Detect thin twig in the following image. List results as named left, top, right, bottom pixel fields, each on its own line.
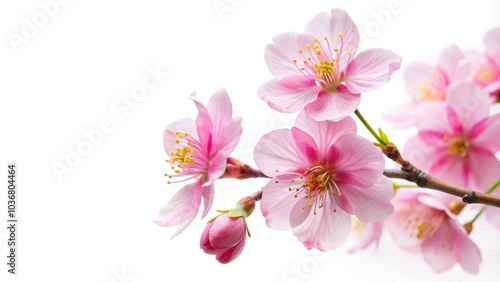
left=384, top=164, right=500, bottom=208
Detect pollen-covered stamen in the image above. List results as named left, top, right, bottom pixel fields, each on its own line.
left=448, top=137, right=470, bottom=158
left=285, top=165, right=341, bottom=215
left=168, top=131, right=195, bottom=167
left=291, top=34, right=352, bottom=92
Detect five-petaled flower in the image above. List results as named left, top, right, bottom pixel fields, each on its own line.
left=254, top=111, right=394, bottom=251
left=155, top=89, right=243, bottom=238
left=404, top=82, right=500, bottom=191
left=386, top=190, right=482, bottom=274
left=258, top=8, right=401, bottom=121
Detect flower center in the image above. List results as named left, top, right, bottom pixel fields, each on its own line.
left=448, top=137, right=469, bottom=158
left=474, top=64, right=497, bottom=86
left=399, top=203, right=445, bottom=243
left=283, top=165, right=342, bottom=215
left=292, top=34, right=352, bottom=92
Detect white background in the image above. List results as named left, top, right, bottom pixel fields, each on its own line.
left=1, top=0, right=499, bottom=281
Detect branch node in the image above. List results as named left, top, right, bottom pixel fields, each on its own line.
left=462, top=192, right=476, bottom=204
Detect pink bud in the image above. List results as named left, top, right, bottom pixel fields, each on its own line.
left=200, top=213, right=247, bottom=264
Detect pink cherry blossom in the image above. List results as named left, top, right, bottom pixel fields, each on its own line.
left=258, top=8, right=401, bottom=121
left=200, top=213, right=247, bottom=264
left=346, top=218, right=383, bottom=253
left=254, top=111, right=394, bottom=251
left=403, top=82, right=500, bottom=191
left=385, top=44, right=470, bottom=128
left=155, top=89, right=243, bottom=238
left=467, top=28, right=500, bottom=99
left=385, top=190, right=482, bottom=274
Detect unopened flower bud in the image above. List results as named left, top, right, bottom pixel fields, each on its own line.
left=200, top=213, right=247, bottom=264
left=463, top=222, right=473, bottom=234
left=449, top=200, right=466, bottom=215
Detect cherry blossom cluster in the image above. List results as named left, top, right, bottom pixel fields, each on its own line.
left=154, top=8, right=500, bottom=273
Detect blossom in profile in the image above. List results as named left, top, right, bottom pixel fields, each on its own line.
left=254, top=111, right=394, bottom=251
left=404, top=82, right=500, bottom=191
left=258, top=8, right=401, bottom=121
left=155, top=89, right=243, bottom=238
left=385, top=44, right=470, bottom=128
left=385, top=190, right=482, bottom=274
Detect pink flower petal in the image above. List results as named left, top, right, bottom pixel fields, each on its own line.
left=328, top=134, right=385, bottom=188
left=450, top=219, right=482, bottom=274
left=292, top=197, right=351, bottom=251
left=471, top=114, right=500, bottom=153
left=415, top=101, right=450, bottom=132
left=421, top=220, right=457, bottom=273
left=260, top=174, right=304, bottom=230
left=335, top=176, right=394, bottom=222
left=163, top=118, right=197, bottom=155
left=304, top=85, right=361, bottom=122
left=205, top=150, right=228, bottom=186
left=206, top=89, right=243, bottom=154
left=344, top=48, right=402, bottom=93
left=190, top=93, right=213, bottom=152
left=438, top=44, right=470, bottom=82
left=289, top=194, right=313, bottom=228
left=258, top=77, right=321, bottom=113
left=254, top=129, right=311, bottom=177
left=209, top=214, right=246, bottom=250
left=466, top=147, right=500, bottom=191
left=265, top=32, right=304, bottom=80
left=215, top=236, right=246, bottom=264
left=403, top=134, right=447, bottom=173
left=291, top=127, right=319, bottom=163
left=383, top=102, right=417, bottom=129
left=294, top=110, right=357, bottom=154
left=304, top=8, right=360, bottom=70
left=446, top=82, right=490, bottom=132
left=429, top=154, right=468, bottom=189
left=404, top=63, right=447, bottom=102
left=154, top=180, right=204, bottom=239
left=347, top=220, right=383, bottom=253
left=486, top=207, right=500, bottom=229
left=485, top=28, right=500, bottom=65
left=201, top=183, right=214, bottom=218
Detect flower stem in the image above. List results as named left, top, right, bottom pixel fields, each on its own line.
left=470, top=206, right=487, bottom=224
left=354, top=109, right=386, bottom=145
left=484, top=179, right=500, bottom=195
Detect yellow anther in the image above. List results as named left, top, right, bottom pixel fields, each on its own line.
left=338, top=33, right=343, bottom=38
left=297, top=49, right=303, bottom=54
left=306, top=44, right=311, bottom=49
left=313, top=37, right=318, bottom=42
left=324, top=37, right=328, bottom=40
left=292, top=59, right=297, bottom=63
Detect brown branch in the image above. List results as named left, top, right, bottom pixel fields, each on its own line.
left=384, top=163, right=500, bottom=208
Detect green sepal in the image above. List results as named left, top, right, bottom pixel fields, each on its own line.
left=228, top=206, right=247, bottom=218
left=378, top=128, right=390, bottom=144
